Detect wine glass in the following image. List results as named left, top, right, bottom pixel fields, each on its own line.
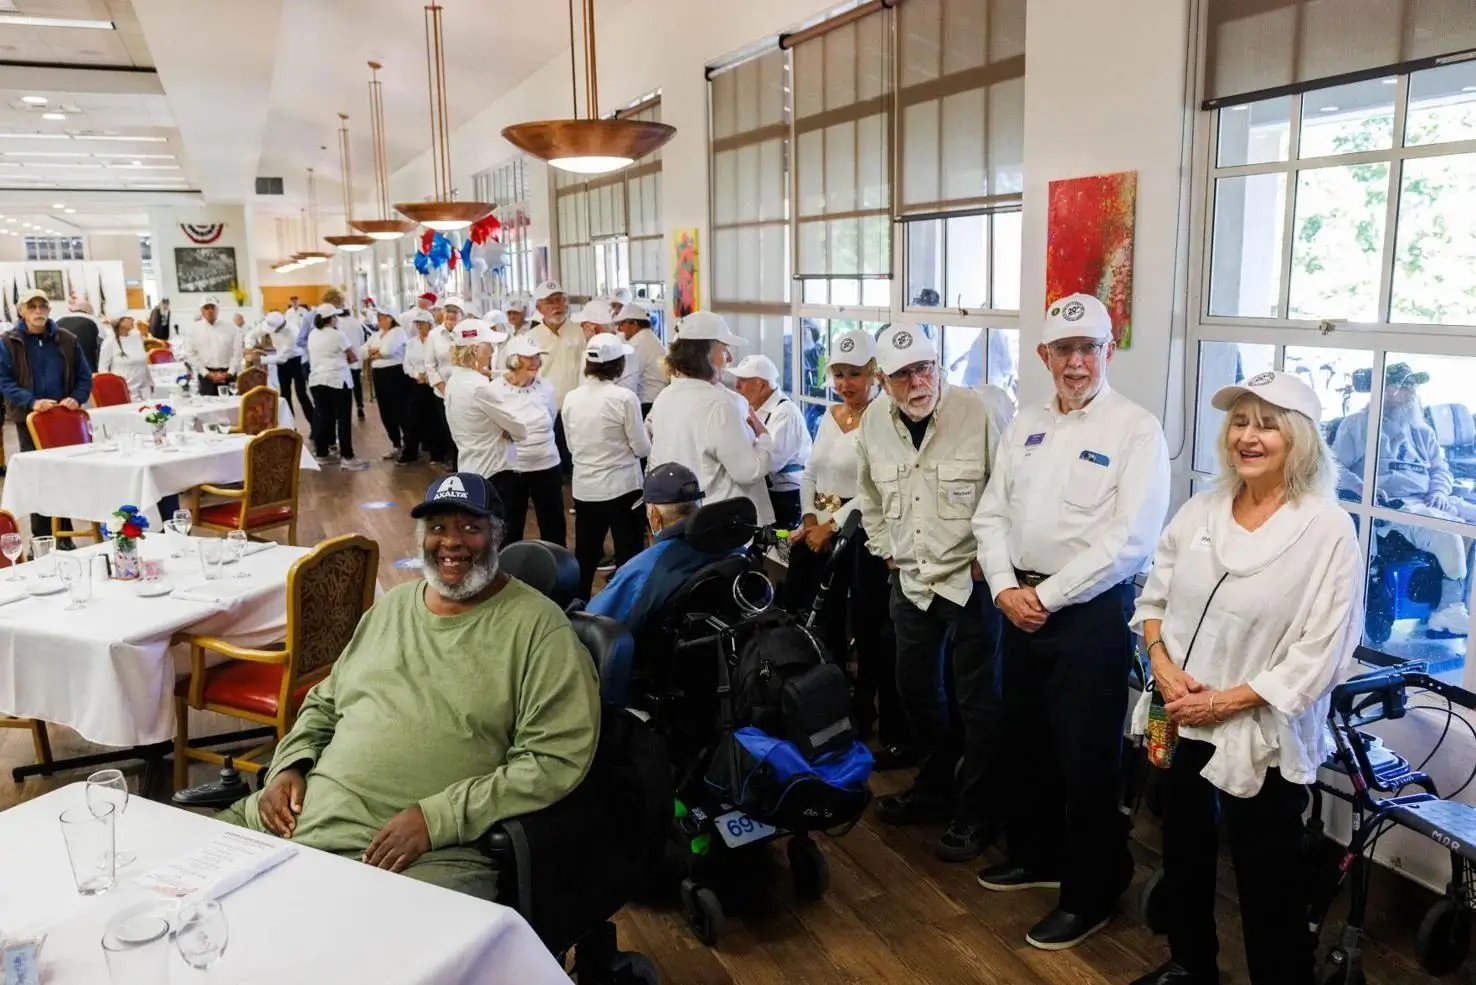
left=172, top=509, right=193, bottom=558
left=1, top=533, right=22, bottom=579
left=58, top=556, right=89, bottom=610
left=175, top=899, right=229, bottom=973
left=226, top=530, right=250, bottom=578
left=86, top=769, right=136, bottom=868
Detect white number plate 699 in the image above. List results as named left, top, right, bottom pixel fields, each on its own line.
left=715, top=810, right=777, bottom=848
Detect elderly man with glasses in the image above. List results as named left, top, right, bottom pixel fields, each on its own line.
left=971, top=293, right=1170, bottom=951
left=854, top=325, right=1014, bottom=865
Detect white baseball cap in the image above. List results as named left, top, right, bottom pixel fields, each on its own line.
left=1042, top=293, right=1114, bottom=345
left=504, top=294, right=530, bottom=313
left=730, top=354, right=781, bottom=386
left=874, top=325, right=937, bottom=376
left=313, top=303, right=339, bottom=320
left=201, top=296, right=219, bottom=309
left=829, top=329, right=875, bottom=368
left=533, top=280, right=565, bottom=301
left=485, top=309, right=509, bottom=327
left=401, top=308, right=434, bottom=327
left=263, top=311, right=286, bottom=329
left=586, top=334, right=634, bottom=363
left=612, top=287, right=633, bottom=304
left=1211, top=370, right=1322, bottom=424
left=574, top=299, right=616, bottom=326
left=505, top=334, right=550, bottom=360
left=616, top=301, right=650, bottom=324
left=450, top=318, right=507, bottom=346
left=674, top=310, right=744, bottom=346
left=441, top=296, right=472, bottom=315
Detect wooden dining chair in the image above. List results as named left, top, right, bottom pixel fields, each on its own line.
left=235, top=366, right=269, bottom=395
left=0, top=508, right=55, bottom=769
left=233, top=386, right=279, bottom=436
left=147, top=348, right=177, bottom=365
left=173, top=533, right=379, bottom=789
left=191, top=427, right=303, bottom=544
left=25, top=406, right=103, bottom=544
left=90, top=372, right=133, bottom=407
left=143, top=337, right=169, bottom=353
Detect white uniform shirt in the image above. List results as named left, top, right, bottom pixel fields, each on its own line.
left=627, top=327, right=668, bottom=404
left=338, top=315, right=370, bottom=366
left=183, top=318, right=243, bottom=374
left=96, top=330, right=151, bottom=399
left=855, top=382, right=1013, bottom=608
left=528, top=321, right=588, bottom=408
left=443, top=367, right=531, bottom=478
left=973, top=383, right=1171, bottom=613
left=367, top=327, right=407, bottom=369
left=801, top=406, right=865, bottom=526
left=491, top=375, right=561, bottom=473
left=252, top=323, right=301, bottom=365
left=423, top=326, right=455, bottom=396
left=305, top=327, right=354, bottom=389
left=1129, top=490, right=1361, bottom=797
left=647, top=376, right=777, bottom=525
left=756, top=389, right=812, bottom=493
left=562, top=379, right=651, bottom=502
left=402, top=332, right=431, bottom=381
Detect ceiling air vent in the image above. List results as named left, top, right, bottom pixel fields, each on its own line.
left=255, top=177, right=284, bottom=196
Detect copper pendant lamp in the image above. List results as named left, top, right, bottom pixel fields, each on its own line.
left=324, top=113, right=374, bottom=252
left=295, top=170, right=334, bottom=266
left=502, top=0, right=674, bottom=175
left=393, top=6, right=493, bottom=232
left=353, top=61, right=419, bottom=241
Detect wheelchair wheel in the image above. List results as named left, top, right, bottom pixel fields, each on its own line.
left=680, top=879, right=725, bottom=946
left=1416, top=898, right=1471, bottom=975
left=788, top=835, right=830, bottom=900
left=1138, top=865, right=1171, bottom=935
left=1365, top=577, right=1395, bottom=646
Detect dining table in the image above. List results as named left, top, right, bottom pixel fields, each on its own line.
left=88, top=393, right=294, bottom=439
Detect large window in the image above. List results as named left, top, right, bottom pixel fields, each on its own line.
left=471, top=157, right=537, bottom=305
left=1192, top=64, right=1476, bottom=682
left=25, top=236, right=84, bottom=261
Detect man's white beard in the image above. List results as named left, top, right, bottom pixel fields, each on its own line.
left=899, top=387, right=937, bottom=421
left=545, top=313, right=568, bottom=328
left=1384, top=401, right=1423, bottom=440
left=423, top=544, right=500, bottom=601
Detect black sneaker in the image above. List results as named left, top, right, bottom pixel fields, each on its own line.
left=1129, top=962, right=1220, bottom=985
left=874, top=788, right=952, bottom=826
left=976, top=863, right=1061, bottom=892
left=935, top=819, right=991, bottom=862
left=1024, top=907, right=1110, bottom=951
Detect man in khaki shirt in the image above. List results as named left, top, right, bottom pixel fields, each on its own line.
left=854, top=325, right=1014, bottom=864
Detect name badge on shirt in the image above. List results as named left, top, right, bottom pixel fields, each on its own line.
left=1079, top=450, right=1111, bottom=467
left=1024, top=431, right=1046, bottom=447
left=946, top=486, right=974, bottom=506
left=1192, top=528, right=1212, bottom=550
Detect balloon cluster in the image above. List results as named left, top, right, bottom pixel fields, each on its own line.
left=411, top=214, right=508, bottom=283
left=468, top=215, right=501, bottom=246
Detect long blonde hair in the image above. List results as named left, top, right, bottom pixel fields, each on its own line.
left=1216, top=393, right=1334, bottom=503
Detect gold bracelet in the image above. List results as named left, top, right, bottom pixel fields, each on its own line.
left=1209, top=694, right=1221, bottom=722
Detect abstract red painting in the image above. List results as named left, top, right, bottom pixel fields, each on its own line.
left=1046, top=171, right=1137, bottom=348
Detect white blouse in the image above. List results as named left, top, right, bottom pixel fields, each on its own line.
left=402, top=332, right=430, bottom=381
left=367, top=327, right=407, bottom=369
left=562, top=379, right=651, bottom=502
left=800, top=406, right=864, bottom=525
left=1129, top=489, right=1362, bottom=798
left=444, top=367, right=531, bottom=479
left=96, top=330, right=152, bottom=400
left=306, top=327, right=354, bottom=389
left=491, top=375, right=560, bottom=473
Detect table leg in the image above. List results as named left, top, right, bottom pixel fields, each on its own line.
left=10, top=726, right=275, bottom=782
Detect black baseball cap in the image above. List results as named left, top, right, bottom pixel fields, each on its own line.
left=644, top=463, right=704, bottom=505
left=410, top=473, right=505, bottom=520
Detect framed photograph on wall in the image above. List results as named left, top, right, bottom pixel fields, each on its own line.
left=33, top=269, right=65, bottom=301
left=174, top=246, right=238, bottom=294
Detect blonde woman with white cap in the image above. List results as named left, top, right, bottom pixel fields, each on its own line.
left=562, top=333, right=653, bottom=598
left=443, top=318, right=528, bottom=492
left=1127, top=370, right=1360, bottom=985
left=491, top=333, right=565, bottom=545
left=647, top=310, right=776, bottom=525
left=730, top=353, right=811, bottom=529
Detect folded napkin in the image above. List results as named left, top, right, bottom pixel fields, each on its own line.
left=0, top=585, right=27, bottom=607
left=135, top=830, right=298, bottom=902
left=239, top=540, right=277, bottom=558
left=170, top=582, right=254, bottom=605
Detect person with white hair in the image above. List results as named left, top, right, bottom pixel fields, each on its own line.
left=503, top=295, right=533, bottom=337
left=1127, top=371, right=1360, bottom=985
left=306, top=303, right=367, bottom=471
left=528, top=280, right=585, bottom=473
left=730, top=353, right=811, bottom=529
left=493, top=334, right=564, bottom=545
left=96, top=312, right=152, bottom=399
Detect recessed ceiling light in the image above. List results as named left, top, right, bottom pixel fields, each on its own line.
left=73, top=135, right=167, bottom=143
left=93, top=153, right=174, bottom=159
left=51, top=202, right=64, bottom=208
left=21, top=96, right=47, bottom=105
left=0, top=15, right=115, bottom=30
left=64, top=209, right=75, bottom=214
left=1381, top=78, right=1398, bottom=85
left=41, top=113, right=65, bottom=121
left=5, top=219, right=14, bottom=223
left=1319, top=105, right=1340, bottom=112
left=25, top=163, right=103, bottom=169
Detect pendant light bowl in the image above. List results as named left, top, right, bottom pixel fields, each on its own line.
left=351, top=217, right=419, bottom=240
left=502, top=118, right=675, bottom=175
left=392, top=200, right=494, bottom=232
left=325, top=234, right=375, bottom=252
left=296, top=250, right=334, bottom=265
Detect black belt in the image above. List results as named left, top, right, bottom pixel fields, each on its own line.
left=205, top=367, right=230, bottom=373
left=1014, top=568, right=1049, bottom=587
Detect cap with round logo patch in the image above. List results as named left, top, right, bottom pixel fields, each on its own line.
left=829, top=328, right=875, bottom=368
left=1042, top=292, right=1114, bottom=345
left=875, top=324, right=938, bottom=376
left=1210, top=369, right=1322, bottom=424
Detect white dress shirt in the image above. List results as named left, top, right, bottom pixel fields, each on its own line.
left=855, top=382, right=1013, bottom=609
left=443, top=367, right=531, bottom=478
left=973, top=383, right=1171, bottom=613
left=1129, top=490, right=1362, bottom=797
left=528, top=321, right=588, bottom=408
left=492, top=375, right=561, bottom=473
left=562, top=379, right=651, bottom=502
left=402, top=332, right=430, bottom=381
left=648, top=376, right=777, bottom=525
left=367, top=327, right=407, bottom=369
left=183, top=318, right=244, bottom=374
left=424, top=326, right=455, bottom=396
left=338, top=315, right=370, bottom=365
left=756, top=389, right=812, bottom=493
left=306, top=327, right=354, bottom=389
left=96, top=330, right=151, bottom=399
left=627, top=327, right=668, bottom=404
left=251, top=323, right=301, bottom=365
left=801, top=406, right=864, bottom=526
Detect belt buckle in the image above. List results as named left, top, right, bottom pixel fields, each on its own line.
left=814, top=493, right=844, bottom=515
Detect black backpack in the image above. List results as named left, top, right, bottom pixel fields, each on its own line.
left=732, top=619, right=855, bottom=760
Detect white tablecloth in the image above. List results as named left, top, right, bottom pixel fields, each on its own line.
left=89, top=395, right=295, bottom=438
left=0, top=537, right=309, bottom=747
left=1, top=431, right=318, bottom=529
left=0, top=786, right=568, bottom=985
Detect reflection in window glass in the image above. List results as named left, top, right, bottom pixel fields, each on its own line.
left=798, top=317, right=831, bottom=401
left=1216, top=96, right=1292, bottom=167
left=904, top=211, right=1020, bottom=311
left=1288, top=163, right=1388, bottom=323
left=907, top=219, right=942, bottom=308
left=1284, top=346, right=1374, bottom=500
left=941, top=325, right=1020, bottom=402
left=988, top=327, right=1020, bottom=396
left=1406, top=62, right=1476, bottom=148
left=1193, top=340, right=1275, bottom=474
left=1363, top=528, right=1470, bottom=682
left=1391, top=153, right=1476, bottom=326
left=1298, top=79, right=1395, bottom=159
left=992, top=211, right=1022, bottom=310
left=1208, top=173, right=1287, bottom=317
left=944, top=214, right=987, bottom=309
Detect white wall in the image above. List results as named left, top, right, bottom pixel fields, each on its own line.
left=146, top=205, right=257, bottom=314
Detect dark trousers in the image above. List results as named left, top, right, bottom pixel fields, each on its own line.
left=767, top=487, right=802, bottom=530
left=1001, top=581, right=1134, bottom=918
left=277, top=357, right=314, bottom=421
left=402, top=381, right=446, bottom=462
left=1164, top=738, right=1314, bottom=984
left=371, top=366, right=406, bottom=448
left=891, top=578, right=1002, bottom=822
left=309, top=384, right=354, bottom=460
left=493, top=467, right=567, bottom=546
left=350, top=367, right=364, bottom=414
left=14, top=424, right=51, bottom=538
left=553, top=413, right=572, bottom=475
left=573, top=489, right=647, bottom=600
left=197, top=371, right=234, bottom=396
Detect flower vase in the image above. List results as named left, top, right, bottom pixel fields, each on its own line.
left=151, top=424, right=168, bottom=448
left=113, top=539, right=141, bottom=581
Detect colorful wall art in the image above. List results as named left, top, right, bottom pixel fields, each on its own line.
left=672, top=228, right=699, bottom=318
left=1045, top=171, right=1138, bottom=349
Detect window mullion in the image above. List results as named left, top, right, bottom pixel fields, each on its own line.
left=1359, top=350, right=1386, bottom=517
left=1276, top=93, right=1305, bottom=320
left=1376, top=75, right=1411, bottom=324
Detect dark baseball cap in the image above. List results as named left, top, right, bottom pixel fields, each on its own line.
left=410, top=473, right=505, bottom=520
left=1385, top=361, right=1430, bottom=389
left=644, top=463, right=704, bottom=505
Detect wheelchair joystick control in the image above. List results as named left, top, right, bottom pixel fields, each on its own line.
left=171, top=755, right=253, bottom=810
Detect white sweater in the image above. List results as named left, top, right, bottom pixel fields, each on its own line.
left=1129, top=489, right=1363, bottom=798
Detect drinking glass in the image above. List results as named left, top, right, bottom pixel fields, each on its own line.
left=199, top=540, right=224, bottom=581
left=59, top=803, right=115, bottom=895
left=172, top=509, right=193, bottom=558
left=226, top=530, right=250, bottom=578
left=175, top=899, right=229, bottom=973
left=31, top=534, right=55, bottom=576
left=58, top=556, right=89, bottom=610
left=87, top=769, right=136, bottom=867
left=101, top=909, right=171, bottom=985
left=1, top=532, right=22, bottom=578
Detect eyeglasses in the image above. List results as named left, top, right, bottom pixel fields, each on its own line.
left=885, top=361, right=937, bottom=384
left=1045, top=340, right=1107, bottom=360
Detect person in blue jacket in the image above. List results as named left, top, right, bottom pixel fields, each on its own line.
left=585, top=463, right=735, bottom=633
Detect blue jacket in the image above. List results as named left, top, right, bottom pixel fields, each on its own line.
left=0, top=320, right=93, bottom=420
left=586, top=521, right=737, bottom=633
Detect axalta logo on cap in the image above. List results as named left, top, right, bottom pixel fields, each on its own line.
left=1247, top=371, right=1276, bottom=386
left=839, top=337, right=855, bottom=352
left=893, top=331, right=913, bottom=349
left=435, top=476, right=469, bottom=500
left=1062, top=300, right=1086, bottom=322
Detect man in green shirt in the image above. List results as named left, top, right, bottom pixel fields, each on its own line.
left=218, top=473, right=601, bottom=900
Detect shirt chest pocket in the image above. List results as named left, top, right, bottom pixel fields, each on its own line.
left=935, top=460, right=985, bottom=520
left=1062, top=454, right=1113, bottom=510
left=870, top=464, right=904, bottom=519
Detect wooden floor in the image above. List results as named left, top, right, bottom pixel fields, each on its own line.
left=0, top=407, right=1452, bottom=985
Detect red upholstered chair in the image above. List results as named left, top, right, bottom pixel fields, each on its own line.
left=173, top=533, right=379, bottom=789
left=90, top=372, right=132, bottom=407
left=25, top=406, right=102, bottom=544
left=191, top=428, right=302, bottom=544
left=147, top=348, right=176, bottom=365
